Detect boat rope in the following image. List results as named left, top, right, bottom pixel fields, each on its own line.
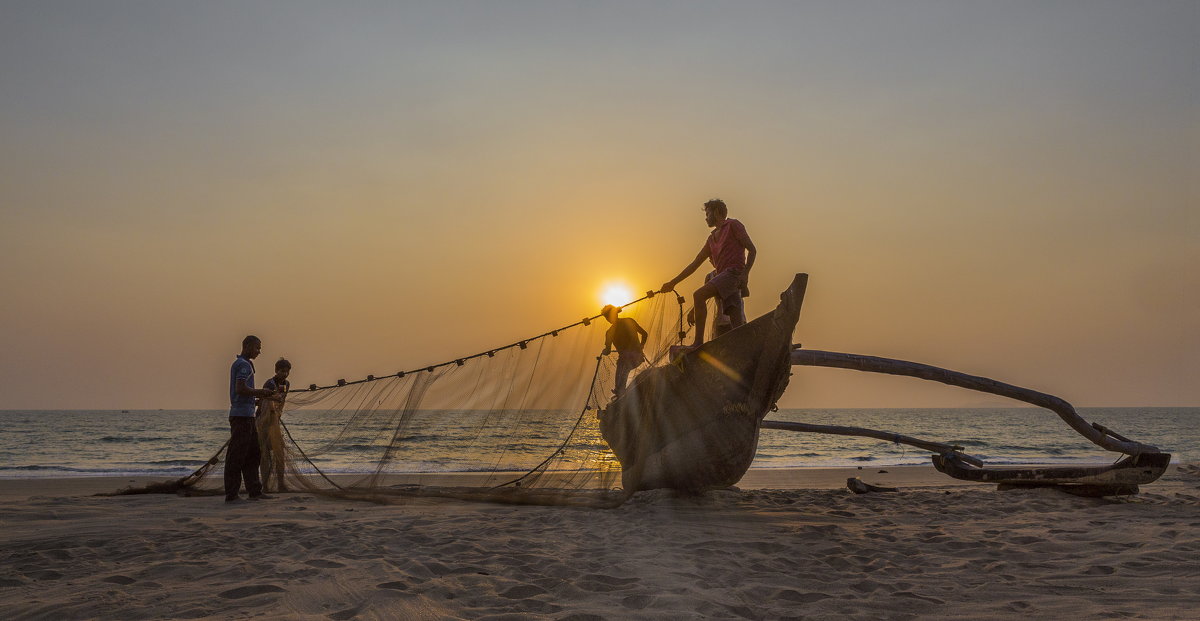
left=489, top=353, right=606, bottom=490
left=293, top=289, right=686, bottom=393
left=280, top=419, right=346, bottom=491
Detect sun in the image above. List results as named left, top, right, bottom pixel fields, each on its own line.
left=600, top=282, right=635, bottom=308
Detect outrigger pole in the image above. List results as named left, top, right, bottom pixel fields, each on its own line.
left=786, top=348, right=1159, bottom=456
left=765, top=348, right=1171, bottom=494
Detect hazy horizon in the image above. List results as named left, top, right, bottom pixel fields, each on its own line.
left=2, top=1, right=1196, bottom=409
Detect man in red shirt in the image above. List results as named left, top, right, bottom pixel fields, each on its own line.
left=661, top=198, right=757, bottom=348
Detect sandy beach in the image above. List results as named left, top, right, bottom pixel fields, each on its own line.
left=2, top=465, right=1198, bottom=620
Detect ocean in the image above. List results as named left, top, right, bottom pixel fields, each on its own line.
left=1, top=408, right=1196, bottom=479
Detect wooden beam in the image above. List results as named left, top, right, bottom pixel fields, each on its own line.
left=759, top=419, right=984, bottom=467
left=790, top=349, right=1159, bottom=456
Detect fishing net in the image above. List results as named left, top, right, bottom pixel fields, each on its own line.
left=108, top=290, right=664, bottom=505
left=108, top=271, right=1176, bottom=503
left=109, top=276, right=808, bottom=507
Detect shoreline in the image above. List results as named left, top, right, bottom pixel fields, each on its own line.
left=0, top=463, right=1182, bottom=501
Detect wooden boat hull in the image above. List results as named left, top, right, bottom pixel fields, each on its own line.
left=931, top=452, right=1171, bottom=488
left=599, top=274, right=807, bottom=493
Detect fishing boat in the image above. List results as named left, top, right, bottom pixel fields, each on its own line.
left=114, top=272, right=1170, bottom=504
left=601, top=273, right=1171, bottom=495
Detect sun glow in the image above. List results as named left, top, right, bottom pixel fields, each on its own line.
left=600, top=283, right=635, bottom=308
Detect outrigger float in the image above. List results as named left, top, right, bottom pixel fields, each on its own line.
left=600, top=274, right=1170, bottom=497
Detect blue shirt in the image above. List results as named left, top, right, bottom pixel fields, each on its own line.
left=229, top=356, right=257, bottom=418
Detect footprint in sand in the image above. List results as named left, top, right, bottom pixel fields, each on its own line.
left=0, top=578, right=25, bottom=588
left=499, top=584, right=547, bottom=599
left=376, top=581, right=409, bottom=590
left=329, top=606, right=361, bottom=620
left=893, top=591, right=944, bottom=605
left=25, top=570, right=63, bottom=581
left=305, top=559, right=346, bottom=569
left=577, top=574, right=638, bottom=593
left=621, top=594, right=654, bottom=609
left=218, top=584, right=286, bottom=599
left=777, top=589, right=830, bottom=604
left=100, top=575, right=136, bottom=585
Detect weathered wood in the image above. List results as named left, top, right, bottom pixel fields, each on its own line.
left=789, top=349, right=1160, bottom=456
left=599, top=274, right=808, bottom=493
left=759, top=420, right=984, bottom=467
left=846, top=477, right=897, bottom=494
left=932, top=452, right=1170, bottom=486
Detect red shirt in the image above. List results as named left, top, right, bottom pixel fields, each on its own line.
left=706, top=218, right=748, bottom=272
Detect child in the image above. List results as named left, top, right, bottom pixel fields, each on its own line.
left=600, top=305, right=649, bottom=396
left=256, top=358, right=291, bottom=493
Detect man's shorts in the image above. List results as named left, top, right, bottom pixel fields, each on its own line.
left=707, top=268, right=746, bottom=317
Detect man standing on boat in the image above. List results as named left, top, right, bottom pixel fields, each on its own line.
left=661, top=198, right=756, bottom=348
left=600, top=304, right=649, bottom=395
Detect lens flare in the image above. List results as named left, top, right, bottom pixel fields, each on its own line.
left=601, top=283, right=634, bottom=307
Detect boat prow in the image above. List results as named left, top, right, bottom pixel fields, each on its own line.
left=599, top=274, right=808, bottom=493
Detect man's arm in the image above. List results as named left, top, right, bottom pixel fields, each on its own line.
left=735, top=223, right=756, bottom=284
left=661, top=246, right=711, bottom=292
left=602, top=329, right=614, bottom=355
left=636, top=323, right=648, bottom=348
left=236, top=378, right=277, bottom=399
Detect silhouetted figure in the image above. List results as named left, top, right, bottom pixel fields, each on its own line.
left=661, top=198, right=756, bottom=347
left=600, top=305, right=648, bottom=396
left=689, top=270, right=746, bottom=338
left=225, top=335, right=278, bottom=503
left=256, top=358, right=291, bottom=493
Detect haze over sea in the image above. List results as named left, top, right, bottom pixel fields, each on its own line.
left=2, top=408, right=1195, bottom=479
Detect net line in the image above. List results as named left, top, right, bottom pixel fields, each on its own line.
left=114, top=289, right=691, bottom=507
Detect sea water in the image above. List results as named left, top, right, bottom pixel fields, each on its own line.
left=0, top=408, right=1196, bottom=478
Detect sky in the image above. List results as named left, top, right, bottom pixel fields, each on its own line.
left=1, top=1, right=1196, bottom=410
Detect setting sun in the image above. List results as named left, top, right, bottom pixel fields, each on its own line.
left=600, top=283, right=635, bottom=307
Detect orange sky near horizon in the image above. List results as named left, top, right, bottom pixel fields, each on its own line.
left=0, top=2, right=1196, bottom=410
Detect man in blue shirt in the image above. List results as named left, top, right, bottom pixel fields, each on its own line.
left=225, top=335, right=280, bottom=503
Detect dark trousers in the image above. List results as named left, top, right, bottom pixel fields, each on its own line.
left=614, top=350, right=646, bottom=395
left=225, top=416, right=263, bottom=500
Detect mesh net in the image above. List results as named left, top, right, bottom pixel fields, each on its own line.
left=115, top=292, right=683, bottom=506
left=112, top=276, right=808, bottom=507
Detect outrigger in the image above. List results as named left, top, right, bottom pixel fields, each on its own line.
left=600, top=274, right=1171, bottom=497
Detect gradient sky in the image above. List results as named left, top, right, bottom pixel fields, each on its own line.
left=1, top=1, right=1196, bottom=409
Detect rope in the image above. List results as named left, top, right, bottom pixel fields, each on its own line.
left=490, top=291, right=689, bottom=489
left=279, top=287, right=687, bottom=496
left=276, top=421, right=343, bottom=493
left=293, top=291, right=665, bottom=393
left=490, top=352, right=606, bottom=490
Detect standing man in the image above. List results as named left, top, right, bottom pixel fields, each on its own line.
left=661, top=198, right=757, bottom=348
left=600, top=304, right=649, bottom=396
left=225, top=335, right=277, bottom=503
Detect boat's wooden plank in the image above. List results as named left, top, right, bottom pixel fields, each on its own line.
left=931, top=452, right=1170, bottom=486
